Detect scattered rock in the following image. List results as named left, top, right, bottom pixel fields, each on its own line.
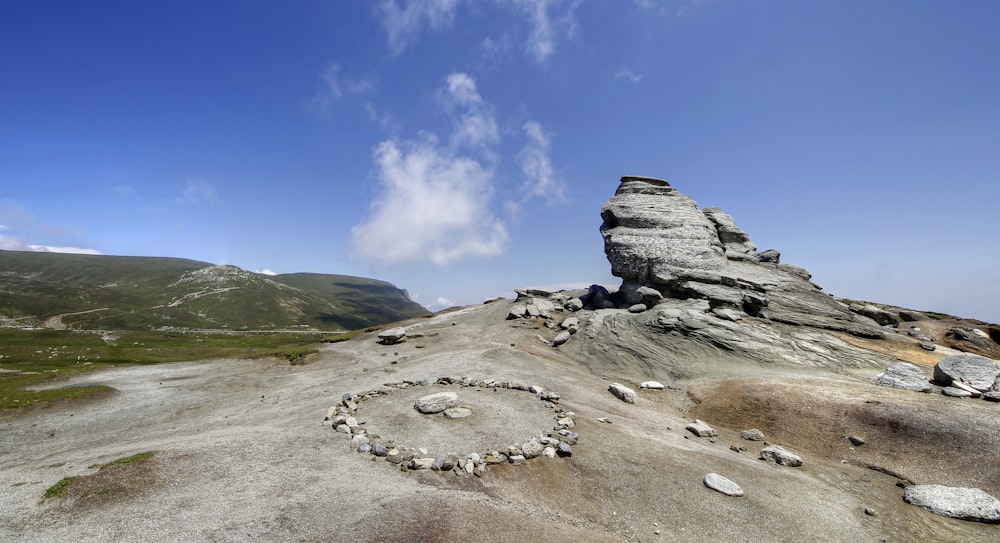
left=918, top=342, right=936, bottom=351
left=408, top=457, right=436, bottom=470
left=443, top=407, right=472, bottom=419
left=845, top=435, right=866, bottom=446
left=703, top=473, right=744, bottom=497
left=507, top=304, right=528, bottom=319
left=552, top=331, right=571, bottom=347
left=521, top=440, right=544, bottom=459
left=639, top=381, right=665, bottom=390
left=564, top=298, right=584, bottom=312
left=740, top=429, right=765, bottom=441
left=686, top=419, right=717, bottom=438
left=760, top=445, right=803, bottom=467
left=413, top=391, right=458, bottom=414
left=903, top=485, right=1000, bottom=523
left=556, top=442, right=573, bottom=457
left=628, top=303, right=647, bottom=313
left=983, top=391, right=1000, bottom=402
left=942, top=386, right=973, bottom=398
left=377, top=327, right=407, bottom=345
left=560, top=317, right=580, bottom=331
left=876, top=362, right=932, bottom=393
left=933, top=354, right=1000, bottom=392
left=608, top=383, right=636, bottom=403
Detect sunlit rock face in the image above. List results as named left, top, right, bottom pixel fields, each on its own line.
left=600, top=176, right=727, bottom=287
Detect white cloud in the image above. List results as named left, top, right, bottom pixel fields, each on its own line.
left=256, top=268, right=278, bottom=276
left=509, top=0, right=580, bottom=63
left=180, top=179, right=216, bottom=204
left=614, top=68, right=643, bottom=85
left=352, top=134, right=507, bottom=266
left=0, top=234, right=100, bottom=255
left=516, top=120, right=565, bottom=204
left=375, top=0, right=460, bottom=55
left=353, top=73, right=507, bottom=267
left=441, top=73, right=500, bottom=150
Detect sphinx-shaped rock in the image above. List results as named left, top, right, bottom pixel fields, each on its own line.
left=600, top=176, right=727, bottom=287
left=703, top=206, right=757, bottom=260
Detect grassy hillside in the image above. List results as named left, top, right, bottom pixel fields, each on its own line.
left=0, top=250, right=427, bottom=331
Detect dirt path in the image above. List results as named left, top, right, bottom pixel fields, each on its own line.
left=42, top=308, right=110, bottom=330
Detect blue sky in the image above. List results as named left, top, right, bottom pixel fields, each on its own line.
left=2, top=1, right=999, bottom=322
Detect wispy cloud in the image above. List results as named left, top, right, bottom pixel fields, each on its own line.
left=314, top=63, right=377, bottom=112
left=351, top=73, right=507, bottom=266
left=440, top=72, right=500, bottom=150
left=614, top=68, right=643, bottom=85
left=509, top=0, right=580, bottom=63
left=0, top=234, right=101, bottom=255
left=516, top=120, right=565, bottom=204
left=112, top=184, right=136, bottom=195
left=180, top=179, right=216, bottom=205
left=375, top=0, right=460, bottom=55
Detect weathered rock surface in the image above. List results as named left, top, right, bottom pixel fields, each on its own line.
left=740, top=429, right=765, bottom=441
left=903, top=485, right=1000, bottom=523
left=849, top=304, right=899, bottom=327
left=639, top=381, right=665, bottom=390
left=704, top=473, right=745, bottom=497
left=899, top=310, right=929, bottom=322
left=876, top=362, right=932, bottom=393
left=933, top=354, right=1000, bottom=392
left=760, top=445, right=803, bottom=467
left=413, top=391, right=458, bottom=414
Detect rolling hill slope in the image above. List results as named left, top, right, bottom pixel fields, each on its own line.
left=0, top=250, right=427, bottom=331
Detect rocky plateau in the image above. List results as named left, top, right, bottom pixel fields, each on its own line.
left=2, top=175, right=998, bottom=542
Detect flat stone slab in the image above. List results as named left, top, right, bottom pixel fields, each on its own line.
left=414, top=391, right=458, bottom=414
left=760, top=445, right=802, bottom=467
left=443, top=407, right=472, bottom=419
left=377, top=327, right=407, bottom=344
left=608, top=382, right=636, bottom=403
left=639, top=381, right=665, bottom=390
left=933, top=354, right=1000, bottom=392
left=704, top=473, right=744, bottom=496
left=686, top=419, right=717, bottom=438
left=903, top=485, right=1000, bottom=523
left=876, top=362, right=932, bottom=392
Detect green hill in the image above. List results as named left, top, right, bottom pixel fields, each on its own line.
left=0, top=250, right=428, bottom=331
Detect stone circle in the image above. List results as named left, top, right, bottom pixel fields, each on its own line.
left=322, top=376, right=576, bottom=476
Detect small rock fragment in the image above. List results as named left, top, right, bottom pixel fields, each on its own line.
left=608, top=382, right=636, bottom=403
left=760, top=445, right=803, bottom=467
left=686, top=419, right=717, bottom=438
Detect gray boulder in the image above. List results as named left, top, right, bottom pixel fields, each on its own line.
left=585, top=284, right=615, bottom=309
left=740, top=429, right=765, bottom=441
left=414, top=391, right=458, bottom=414
left=608, top=382, right=636, bottom=403
left=903, top=485, right=1000, bottom=523
left=876, top=362, right=932, bottom=393
left=686, top=419, right=717, bottom=438
left=377, top=327, right=407, bottom=345
left=704, top=473, right=744, bottom=497
left=628, top=303, right=647, bottom=313
left=639, top=381, right=665, bottom=390
left=760, top=445, right=802, bottom=467
left=756, top=249, right=780, bottom=263
left=933, top=354, right=1000, bottom=392
left=850, top=304, right=899, bottom=327
left=564, top=298, right=583, bottom=312
left=899, top=310, right=929, bottom=322
left=507, top=303, right=527, bottom=319
left=552, top=331, right=571, bottom=347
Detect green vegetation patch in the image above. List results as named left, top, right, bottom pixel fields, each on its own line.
left=0, top=328, right=330, bottom=410
left=42, top=477, right=75, bottom=500
left=99, top=451, right=157, bottom=469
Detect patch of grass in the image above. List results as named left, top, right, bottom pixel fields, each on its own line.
left=0, top=328, right=327, bottom=410
left=42, top=477, right=75, bottom=500
left=99, top=451, right=156, bottom=469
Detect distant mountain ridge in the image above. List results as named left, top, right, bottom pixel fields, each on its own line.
left=0, top=250, right=428, bottom=331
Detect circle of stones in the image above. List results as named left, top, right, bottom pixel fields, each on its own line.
left=322, top=376, right=578, bottom=476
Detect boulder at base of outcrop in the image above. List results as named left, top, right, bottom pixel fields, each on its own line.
left=377, top=327, right=407, bottom=345
left=850, top=304, right=899, bottom=327
left=876, top=362, right=932, bottom=393
left=686, top=419, right=717, bottom=438
left=414, top=391, right=458, bottom=414
left=903, top=485, right=1000, bottom=523
left=704, top=473, right=745, bottom=497
left=608, top=383, right=636, bottom=403
left=899, top=310, right=929, bottom=322
left=933, top=354, right=1000, bottom=392
left=639, top=381, right=665, bottom=390
left=760, top=445, right=803, bottom=467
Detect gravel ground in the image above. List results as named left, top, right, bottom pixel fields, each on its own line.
left=2, top=300, right=997, bottom=542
